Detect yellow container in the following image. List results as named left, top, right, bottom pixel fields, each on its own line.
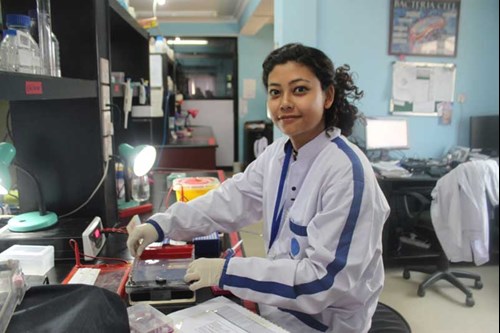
left=173, top=177, right=220, bottom=202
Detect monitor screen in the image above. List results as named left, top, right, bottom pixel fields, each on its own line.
left=470, top=115, right=499, bottom=153
left=365, top=118, right=409, bottom=150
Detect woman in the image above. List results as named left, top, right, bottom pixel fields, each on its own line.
left=128, top=43, right=390, bottom=332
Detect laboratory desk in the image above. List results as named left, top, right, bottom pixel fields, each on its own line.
left=155, top=126, right=218, bottom=169
left=28, top=169, right=242, bottom=309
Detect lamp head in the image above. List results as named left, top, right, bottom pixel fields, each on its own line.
left=0, top=142, right=16, bottom=195
left=119, top=143, right=156, bottom=177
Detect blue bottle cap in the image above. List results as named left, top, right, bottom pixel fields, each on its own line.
left=6, top=14, right=31, bottom=28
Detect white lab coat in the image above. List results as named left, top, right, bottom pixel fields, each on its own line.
left=148, top=128, right=390, bottom=332
left=430, top=160, right=499, bottom=265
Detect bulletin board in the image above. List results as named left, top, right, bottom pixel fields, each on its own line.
left=390, top=61, right=456, bottom=116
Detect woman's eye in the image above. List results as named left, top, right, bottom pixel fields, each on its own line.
left=269, top=89, right=280, bottom=97
left=294, top=86, right=308, bottom=94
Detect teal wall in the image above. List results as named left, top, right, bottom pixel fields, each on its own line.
left=157, top=0, right=499, bottom=161
left=318, top=0, right=499, bottom=159
left=238, top=24, right=274, bottom=162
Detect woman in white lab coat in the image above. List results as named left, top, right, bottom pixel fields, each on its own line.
left=128, top=43, right=390, bottom=333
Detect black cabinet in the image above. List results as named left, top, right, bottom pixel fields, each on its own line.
left=0, top=0, right=149, bottom=228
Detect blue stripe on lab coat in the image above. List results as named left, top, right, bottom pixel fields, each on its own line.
left=221, top=137, right=365, bottom=300
left=281, top=309, right=329, bottom=332
left=289, top=219, right=308, bottom=236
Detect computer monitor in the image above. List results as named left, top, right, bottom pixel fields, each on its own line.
left=365, top=118, right=409, bottom=150
left=470, top=115, right=499, bottom=154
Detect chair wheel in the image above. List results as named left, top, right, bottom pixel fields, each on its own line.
left=474, top=280, right=483, bottom=290
left=466, top=296, right=475, bottom=307
left=403, top=270, right=411, bottom=280
left=417, top=287, right=426, bottom=297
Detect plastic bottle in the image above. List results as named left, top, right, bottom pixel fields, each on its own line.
left=0, top=30, right=19, bottom=72
left=5, top=14, right=41, bottom=74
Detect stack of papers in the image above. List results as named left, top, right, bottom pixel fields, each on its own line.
left=167, top=297, right=289, bottom=333
left=371, top=161, right=411, bottom=178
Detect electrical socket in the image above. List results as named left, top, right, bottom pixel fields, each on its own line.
left=102, top=136, right=113, bottom=161
left=101, top=84, right=111, bottom=111
left=102, top=111, right=113, bottom=136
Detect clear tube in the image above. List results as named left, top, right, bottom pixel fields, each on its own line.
left=36, top=0, right=59, bottom=76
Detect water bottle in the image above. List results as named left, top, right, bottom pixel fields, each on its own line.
left=5, top=14, right=42, bottom=74
left=0, top=30, right=19, bottom=72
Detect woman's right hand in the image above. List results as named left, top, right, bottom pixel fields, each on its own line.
left=126, top=223, right=159, bottom=257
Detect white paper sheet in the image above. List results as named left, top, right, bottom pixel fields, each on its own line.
left=168, top=297, right=289, bottom=333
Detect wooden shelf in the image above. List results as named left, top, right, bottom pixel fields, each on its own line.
left=0, top=72, right=98, bottom=101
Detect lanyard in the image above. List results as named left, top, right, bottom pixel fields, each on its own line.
left=269, top=142, right=293, bottom=250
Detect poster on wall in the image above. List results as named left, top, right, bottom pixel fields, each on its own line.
left=389, top=0, right=461, bottom=57
left=391, top=61, right=456, bottom=116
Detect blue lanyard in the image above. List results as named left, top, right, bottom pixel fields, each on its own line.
left=269, top=142, right=293, bottom=250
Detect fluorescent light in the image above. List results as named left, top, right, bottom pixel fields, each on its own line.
left=163, top=10, right=217, bottom=18
left=157, top=0, right=166, bottom=5
left=167, top=37, right=208, bottom=45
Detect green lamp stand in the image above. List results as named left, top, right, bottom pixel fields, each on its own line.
left=0, top=142, right=58, bottom=232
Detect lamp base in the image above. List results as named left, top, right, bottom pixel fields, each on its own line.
left=118, top=199, right=140, bottom=210
left=8, top=211, right=58, bottom=232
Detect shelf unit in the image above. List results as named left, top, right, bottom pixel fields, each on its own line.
left=0, top=0, right=149, bottom=228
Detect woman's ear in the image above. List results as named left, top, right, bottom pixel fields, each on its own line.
left=325, top=85, right=335, bottom=109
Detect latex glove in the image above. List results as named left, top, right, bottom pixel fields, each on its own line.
left=184, top=258, right=226, bottom=291
left=127, top=223, right=159, bottom=258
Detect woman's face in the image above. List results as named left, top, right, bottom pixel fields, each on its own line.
left=267, top=61, right=334, bottom=150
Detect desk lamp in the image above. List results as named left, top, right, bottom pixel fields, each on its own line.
left=117, top=143, right=156, bottom=212
left=0, top=142, right=58, bottom=232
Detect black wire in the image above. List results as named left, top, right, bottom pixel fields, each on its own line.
left=3, top=108, right=14, bottom=144
left=107, top=103, right=122, bottom=129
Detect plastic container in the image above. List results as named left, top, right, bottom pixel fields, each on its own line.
left=36, top=0, right=61, bottom=76
left=127, top=303, right=174, bottom=333
left=173, top=177, right=220, bottom=202
left=0, top=29, right=19, bottom=72
left=131, top=174, right=150, bottom=202
left=0, top=260, right=27, bottom=333
left=115, top=162, right=125, bottom=200
left=5, top=14, right=42, bottom=74
left=0, top=245, right=54, bottom=276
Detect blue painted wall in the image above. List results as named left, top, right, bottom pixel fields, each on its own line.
left=157, top=0, right=499, bottom=161
left=316, top=0, right=499, bottom=159
left=238, top=24, right=274, bottom=162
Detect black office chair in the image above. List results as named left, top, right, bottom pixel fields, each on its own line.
left=395, top=187, right=483, bottom=307
left=369, top=302, right=412, bottom=333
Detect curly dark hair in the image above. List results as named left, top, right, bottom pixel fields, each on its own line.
left=262, top=43, right=363, bottom=136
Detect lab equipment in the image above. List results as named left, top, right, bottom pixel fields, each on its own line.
left=470, top=115, right=499, bottom=155
left=123, top=79, right=133, bottom=129
left=0, top=30, right=18, bottom=72
left=127, top=303, right=174, bottom=333
left=126, top=244, right=195, bottom=305
left=4, top=14, right=42, bottom=74
left=0, top=245, right=54, bottom=276
left=221, top=239, right=243, bottom=259
left=0, top=260, right=27, bottom=333
left=36, top=0, right=60, bottom=76
left=82, top=216, right=106, bottom=261
left=172, top=177, right=220, bottom=202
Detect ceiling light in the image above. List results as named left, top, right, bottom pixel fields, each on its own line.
left=163, top=10, right=218, bottom=18
left=157, top=0, right=166, bottom=5
left=167, top=38, right=208, bottom=45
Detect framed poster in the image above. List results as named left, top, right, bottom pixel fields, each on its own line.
left=389, top=0, right=461, bottom=57
left=390, top=61, right=456, bottom=116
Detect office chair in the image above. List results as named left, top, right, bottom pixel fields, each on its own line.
left=369, top=302, right=411, bottom=333
left=401, top=160, right=499, bottom=307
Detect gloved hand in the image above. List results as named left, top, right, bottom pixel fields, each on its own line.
left=127, top=223, right=159, bottom=258
left=184, top=258, right=226, bottom=291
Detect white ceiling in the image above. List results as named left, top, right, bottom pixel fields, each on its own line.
left=129, top=0, right=251, bottom=23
